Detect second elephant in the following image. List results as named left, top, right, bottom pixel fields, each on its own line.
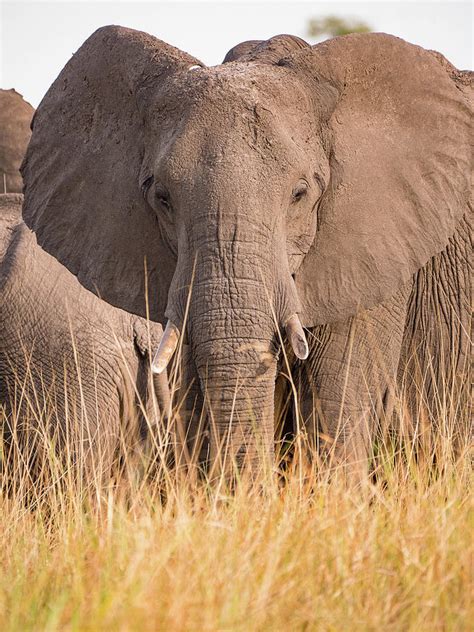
left=0, top=89, right=34, bottom=193
left=0, top=194, right=170, bottom=479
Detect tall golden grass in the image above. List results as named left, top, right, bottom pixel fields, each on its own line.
left=0, top=340, right=472, bottom=631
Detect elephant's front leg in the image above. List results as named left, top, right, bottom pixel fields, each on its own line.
left=297, top=286, right=411, bottom=482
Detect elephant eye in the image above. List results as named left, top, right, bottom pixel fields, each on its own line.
left=292, top=182, right=308, bottom=203
left=141, top=175, right=154, bottom=198
left=155, top=185, right=172, bottom=213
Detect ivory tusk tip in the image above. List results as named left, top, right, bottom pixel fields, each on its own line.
left=151, top=320, right=180, bottom=374
left=298, top=348, right=309, bottom=361
left=151, top=362, right=166, bottom=375
left=285, top=313, right=309, bottom=361
left=294, top=337, right=309, bottom=360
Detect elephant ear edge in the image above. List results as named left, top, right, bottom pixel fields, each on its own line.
left=21, top=25, right=202, bottom=322
left=0, top=89, right=34, bottom=194
left=284, top=33, right=472, bottom=326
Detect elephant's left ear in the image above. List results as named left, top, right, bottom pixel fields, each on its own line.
left=286, top=34, right=472, bottom=326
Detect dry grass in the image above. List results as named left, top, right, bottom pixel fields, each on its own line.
left=0, top=360, right=472, bottom=632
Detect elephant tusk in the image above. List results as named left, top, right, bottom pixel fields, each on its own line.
left=152, top=320, right=180, bottom=374
left=285, top=314, right=309, bottom=360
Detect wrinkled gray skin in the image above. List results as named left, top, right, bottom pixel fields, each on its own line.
left=0, top=89, right=34, bottom=194
left=21, top=28, right=472, bottom=479
left=0, top=194, right=169, bottom=476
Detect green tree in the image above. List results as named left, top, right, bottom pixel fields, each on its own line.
left=307, top=15, right=372, bottom=39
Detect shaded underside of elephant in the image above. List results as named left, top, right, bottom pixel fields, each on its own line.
left=0, top=194, right=168, bottom=479
left=20, top=27, right=472, bottom=477
left=0, top=89, right=34, bottom=194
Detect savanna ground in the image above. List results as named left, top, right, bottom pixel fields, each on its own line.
left=0, top=363, right=472, bottom=631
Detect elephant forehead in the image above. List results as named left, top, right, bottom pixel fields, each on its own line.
left=157, top=122, right=309, bottom=196
left=151, top=68, right=316, bottom=186
left=160, top=62, right=310, bottom=123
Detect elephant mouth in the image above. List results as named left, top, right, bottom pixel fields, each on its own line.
left=151, top=313, right=308, bottom=375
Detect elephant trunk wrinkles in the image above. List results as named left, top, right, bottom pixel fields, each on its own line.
left=163, top=211, right=301, bottom=475
left=192, top=302, right=278, bottom=475
left=184, top=224, right=291, bottom=475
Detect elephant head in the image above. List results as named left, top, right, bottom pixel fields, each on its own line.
left=21, top=27, right=471, bottom=473
left=0, top=89, right=34, bottom=193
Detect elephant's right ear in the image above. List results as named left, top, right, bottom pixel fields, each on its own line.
left=21, top=25, right=202, bottom=321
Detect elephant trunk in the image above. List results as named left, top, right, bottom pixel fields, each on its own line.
left=159, top=215, right=304, bottom=477
left=191, top=302, right=278, bottom=476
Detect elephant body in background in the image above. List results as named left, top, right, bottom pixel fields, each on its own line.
left=20, top=27, right=472, bottom=479
left=0, top=89, right=34, bottom=193
left=0, top=194, right=168, bottom=477
left=294, top=213, right=471, bottom=466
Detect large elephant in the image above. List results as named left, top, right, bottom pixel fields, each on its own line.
left=0, top=89, right=34, bottom=194
left=20, top=27, right=472, bottom=478
left=0, top=194, right=169, bottom=479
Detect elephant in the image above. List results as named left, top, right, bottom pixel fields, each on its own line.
left=0, top=193, right=171, bottom=481
left=0, top=89, right=34, bottom=194
left=19, top=27, right=472, bottom=480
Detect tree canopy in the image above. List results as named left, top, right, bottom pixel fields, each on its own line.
left=307, top=15, right=372, bottom=39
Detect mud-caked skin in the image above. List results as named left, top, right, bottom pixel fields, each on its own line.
left=20, top=27, right=472, bottom=478
left=0, top=89, right=34, bottom=193
left=0, top=195, right=167, bottom=475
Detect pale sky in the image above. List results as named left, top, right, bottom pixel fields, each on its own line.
left=1, top=0, right=472, bottom=108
